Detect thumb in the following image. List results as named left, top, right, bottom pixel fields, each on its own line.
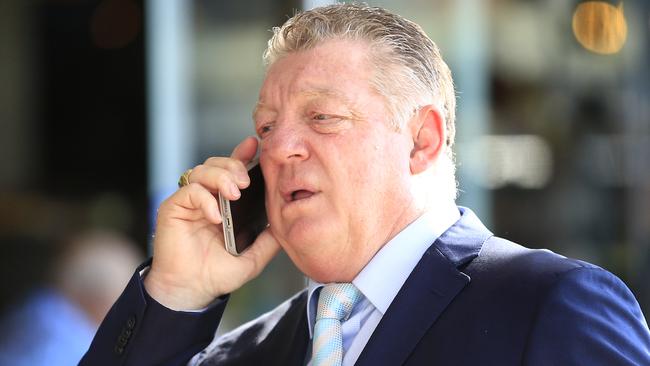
left=241, top=228, right=281, bottom=277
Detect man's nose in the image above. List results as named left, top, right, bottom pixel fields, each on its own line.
left=261, top=122, right=309, bottom=163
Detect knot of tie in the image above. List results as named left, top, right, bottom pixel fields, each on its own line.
left=316, top=283, right=363, bottom=321
left=312, top=283, right=363, bottom=366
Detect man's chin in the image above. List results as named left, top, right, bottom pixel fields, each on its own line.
left=280, top=235, right=363, bottom=281
left=297, top=256, right=358, bottom=283
left=282, top=216, right=335, bottom=242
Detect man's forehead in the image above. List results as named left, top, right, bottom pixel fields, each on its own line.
left=302, top=87, right=351, bottom=100
left=254, top=87, right=356, bottom=114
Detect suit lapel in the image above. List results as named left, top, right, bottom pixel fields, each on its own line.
left=267, top=291, right=310, bottom=366
left=355, top=207, right=491, bottom=366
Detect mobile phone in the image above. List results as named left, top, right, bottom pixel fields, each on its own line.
left=218, top=159, right=268, bottom=256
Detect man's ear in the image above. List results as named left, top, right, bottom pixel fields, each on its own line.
left=408, top=105, right=445, bottom=174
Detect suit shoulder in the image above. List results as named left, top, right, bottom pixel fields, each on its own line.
left=470, top=236, right=601, bottom=281
left=191, top=289, right=308, bottom=365
left=520, top=252, right=650, bottom=364
left=460, top=236, right=621, bottom=316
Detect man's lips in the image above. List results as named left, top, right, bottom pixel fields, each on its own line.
left=291, top=189, right=315, bottom=201
left=279, top=185, right=319, bottom=203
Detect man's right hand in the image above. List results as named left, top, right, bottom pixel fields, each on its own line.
left=144, top=136, right=281, bottom=311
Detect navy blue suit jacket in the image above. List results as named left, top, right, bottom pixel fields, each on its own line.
left=80, top=208, right=650, bottom=365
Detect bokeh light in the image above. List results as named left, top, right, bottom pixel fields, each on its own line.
left=464, top=135, right=553, bottom=190
left=572, top=1, right=627, bottom=55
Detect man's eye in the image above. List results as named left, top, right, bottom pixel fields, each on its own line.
left=313, top=114, right=331, bottom=121
left=257, top=124, right=273, bottom=136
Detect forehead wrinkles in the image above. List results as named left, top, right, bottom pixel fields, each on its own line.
left=257, top=70, right=361, bottom=105
left=302, top=88, right=354, bottom=106
left=255, top=41, right=378, bottom=119
left=255, top=86, right=368, bottom=124
left=255, top=66, right=303, bottom=117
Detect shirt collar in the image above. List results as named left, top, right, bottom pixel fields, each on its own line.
left=306, top=201, right=460, bottom=337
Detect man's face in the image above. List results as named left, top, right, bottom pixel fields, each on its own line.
left=255, top=39, right=418, bottom=282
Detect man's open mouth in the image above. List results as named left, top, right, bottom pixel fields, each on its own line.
left=291, top=190, right=315, bottom=201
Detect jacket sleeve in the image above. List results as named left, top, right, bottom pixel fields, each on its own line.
left=79, top=260, right=229, bottom=366
left=523, top=266, right=650, bottom=365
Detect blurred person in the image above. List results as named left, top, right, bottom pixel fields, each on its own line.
left=0, top=230, right=142, bottom=366
left=82, top=4, right=650, bottom=366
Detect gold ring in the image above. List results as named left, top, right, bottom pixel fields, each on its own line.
left=178, top=169, right=193, bottom=188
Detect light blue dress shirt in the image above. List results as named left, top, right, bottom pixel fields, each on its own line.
left=306, top=201, right=460, bottom=366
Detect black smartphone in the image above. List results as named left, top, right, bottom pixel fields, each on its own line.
left=218, top=159, right=268, bottom=256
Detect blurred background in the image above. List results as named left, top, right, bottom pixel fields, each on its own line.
left=0, top=0, right=648, bottom=361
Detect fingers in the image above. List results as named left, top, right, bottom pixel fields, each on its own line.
left=183, top=137, right=259, bottom=199
left=165, top=183, right=222, bottom=224
left=231, top=136, right=258, bottom=163
left=167, top=136, right=260, bottom=223
left=190, top=164, right=246, bottom=199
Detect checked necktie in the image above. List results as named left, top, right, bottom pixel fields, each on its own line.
left=312, top=283, right=363, bottom=366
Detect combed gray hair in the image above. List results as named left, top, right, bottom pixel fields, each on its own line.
left=263, top=3, right=458, bottom=199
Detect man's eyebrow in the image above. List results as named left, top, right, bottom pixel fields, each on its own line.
left=251, top=88, right=364, bottom=124
left=302, top=88, right=365, bottom=120
left=252, top=102, right=272, bottom=122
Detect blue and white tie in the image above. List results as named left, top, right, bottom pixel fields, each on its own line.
left=312, top=283, right=363, bottom=366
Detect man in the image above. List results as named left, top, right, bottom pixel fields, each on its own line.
left=81, top=4, right=650, bottom=365
left=0, top=230, right=142, bottom=366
